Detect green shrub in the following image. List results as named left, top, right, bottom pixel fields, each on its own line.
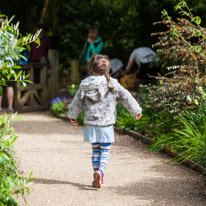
left=144, top=0, right=206, bottom=113
left=0, top=15, right=40, bottom=87
left=115, top=103, right=150, bottom=134
left=49, top=101, right=66, bottom=116
left=77, top=111, right=84, bottom=125
left=0, top=13, right=40, bottom=205
left=142, top=1, right=206, bottom=167
left=0, top=114, right=34, bottom=206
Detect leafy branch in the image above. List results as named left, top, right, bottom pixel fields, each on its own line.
left=147, top=0, right=206, bottom=113
left=0, top=14, right=40, bottom=88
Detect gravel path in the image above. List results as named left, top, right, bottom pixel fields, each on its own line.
left=14, top=112, right=206, bottom=206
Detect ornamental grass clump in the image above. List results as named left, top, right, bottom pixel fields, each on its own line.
left=150, top=104, right=206, bottom=167
left=145, top=0, right=206, bottom=113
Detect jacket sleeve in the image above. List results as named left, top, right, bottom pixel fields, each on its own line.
left=67, top=89, right=84, bottom=120
left=115, top=81, right=142, bottom=116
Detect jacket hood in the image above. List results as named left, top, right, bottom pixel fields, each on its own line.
left=80, top=76, right=109, bottom=102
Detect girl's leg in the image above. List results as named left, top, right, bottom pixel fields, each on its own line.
left=6, top=87, right=14, bottom=111
left=0, top=95, right=2, bottom=110
left=91, top=143, right=100, bottom=172
left=92, top=143, right=111, bottom=188
left=98, top=143, right=111, bottom=176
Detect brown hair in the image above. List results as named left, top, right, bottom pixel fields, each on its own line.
left=87, top=54, right=114, bottom=89
left=89, top=27, right=98, bottom=34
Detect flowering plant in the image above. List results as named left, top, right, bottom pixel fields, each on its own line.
left=50, top=96, right=71, bottom=116
left=68, top=84, right=78, bottom=97
left=51, top=96, right=71, bottom=105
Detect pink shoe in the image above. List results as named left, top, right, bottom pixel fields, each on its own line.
left=101, top=178, right=105, bottom=186
left=99, top=169, right=105, bottom=185
left=92, top=171, right=101, bottom=188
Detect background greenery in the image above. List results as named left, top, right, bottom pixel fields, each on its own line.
left=2, top=0, right=206, bottom=71
left=49, top=0, right=206, bottom=170
left=0, top=15, right=39, bottom=205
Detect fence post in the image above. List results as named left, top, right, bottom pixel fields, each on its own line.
left=70, top=60, right=79, bottom=85
left=48, top=49, right=59, bottom=101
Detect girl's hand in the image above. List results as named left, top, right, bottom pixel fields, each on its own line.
left=70, top=119, right=78, bottom=126
left=134, top=113, right=142, bottom=120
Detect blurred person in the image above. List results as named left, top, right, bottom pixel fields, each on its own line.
left=0, top=18, right=15, bottom=113
left=125, top=47, right=157, bottom=80
left=81, top=28, right=104, bottom=65
left=29, top=25, right=52, bottom=83
left=29, top=24, right=52, bottom=63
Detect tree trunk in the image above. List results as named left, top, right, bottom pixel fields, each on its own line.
left=39, top=0, right=50, bottom=25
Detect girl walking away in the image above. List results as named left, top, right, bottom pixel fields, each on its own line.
left=68, top=54, right=142, bottom=189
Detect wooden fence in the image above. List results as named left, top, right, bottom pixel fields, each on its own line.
left=15, top=50, right=59, bottom=112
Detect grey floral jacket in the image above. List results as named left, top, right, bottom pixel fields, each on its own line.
left=67, top=75, right=142, bottom=126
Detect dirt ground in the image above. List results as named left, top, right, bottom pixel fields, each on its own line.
left=14, top=112, right=206, bottom=206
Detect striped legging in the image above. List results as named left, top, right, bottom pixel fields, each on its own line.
left=91, top=142, right=111, bottom=174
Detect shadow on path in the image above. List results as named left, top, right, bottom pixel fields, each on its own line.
left=34, top=178, right=96, bottom=191
left=109, top=176, right=206, bottom=205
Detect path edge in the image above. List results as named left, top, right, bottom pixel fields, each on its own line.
left=114, top=128, right=206, bottom=175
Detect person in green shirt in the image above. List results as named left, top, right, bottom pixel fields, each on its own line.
left=81, top=28, right=104, bottom=65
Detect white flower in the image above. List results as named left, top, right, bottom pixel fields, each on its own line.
left=186, top=95, right=192, bottom=102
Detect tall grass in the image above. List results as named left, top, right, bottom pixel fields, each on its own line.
left=150, top=109, right=206, bottom=167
